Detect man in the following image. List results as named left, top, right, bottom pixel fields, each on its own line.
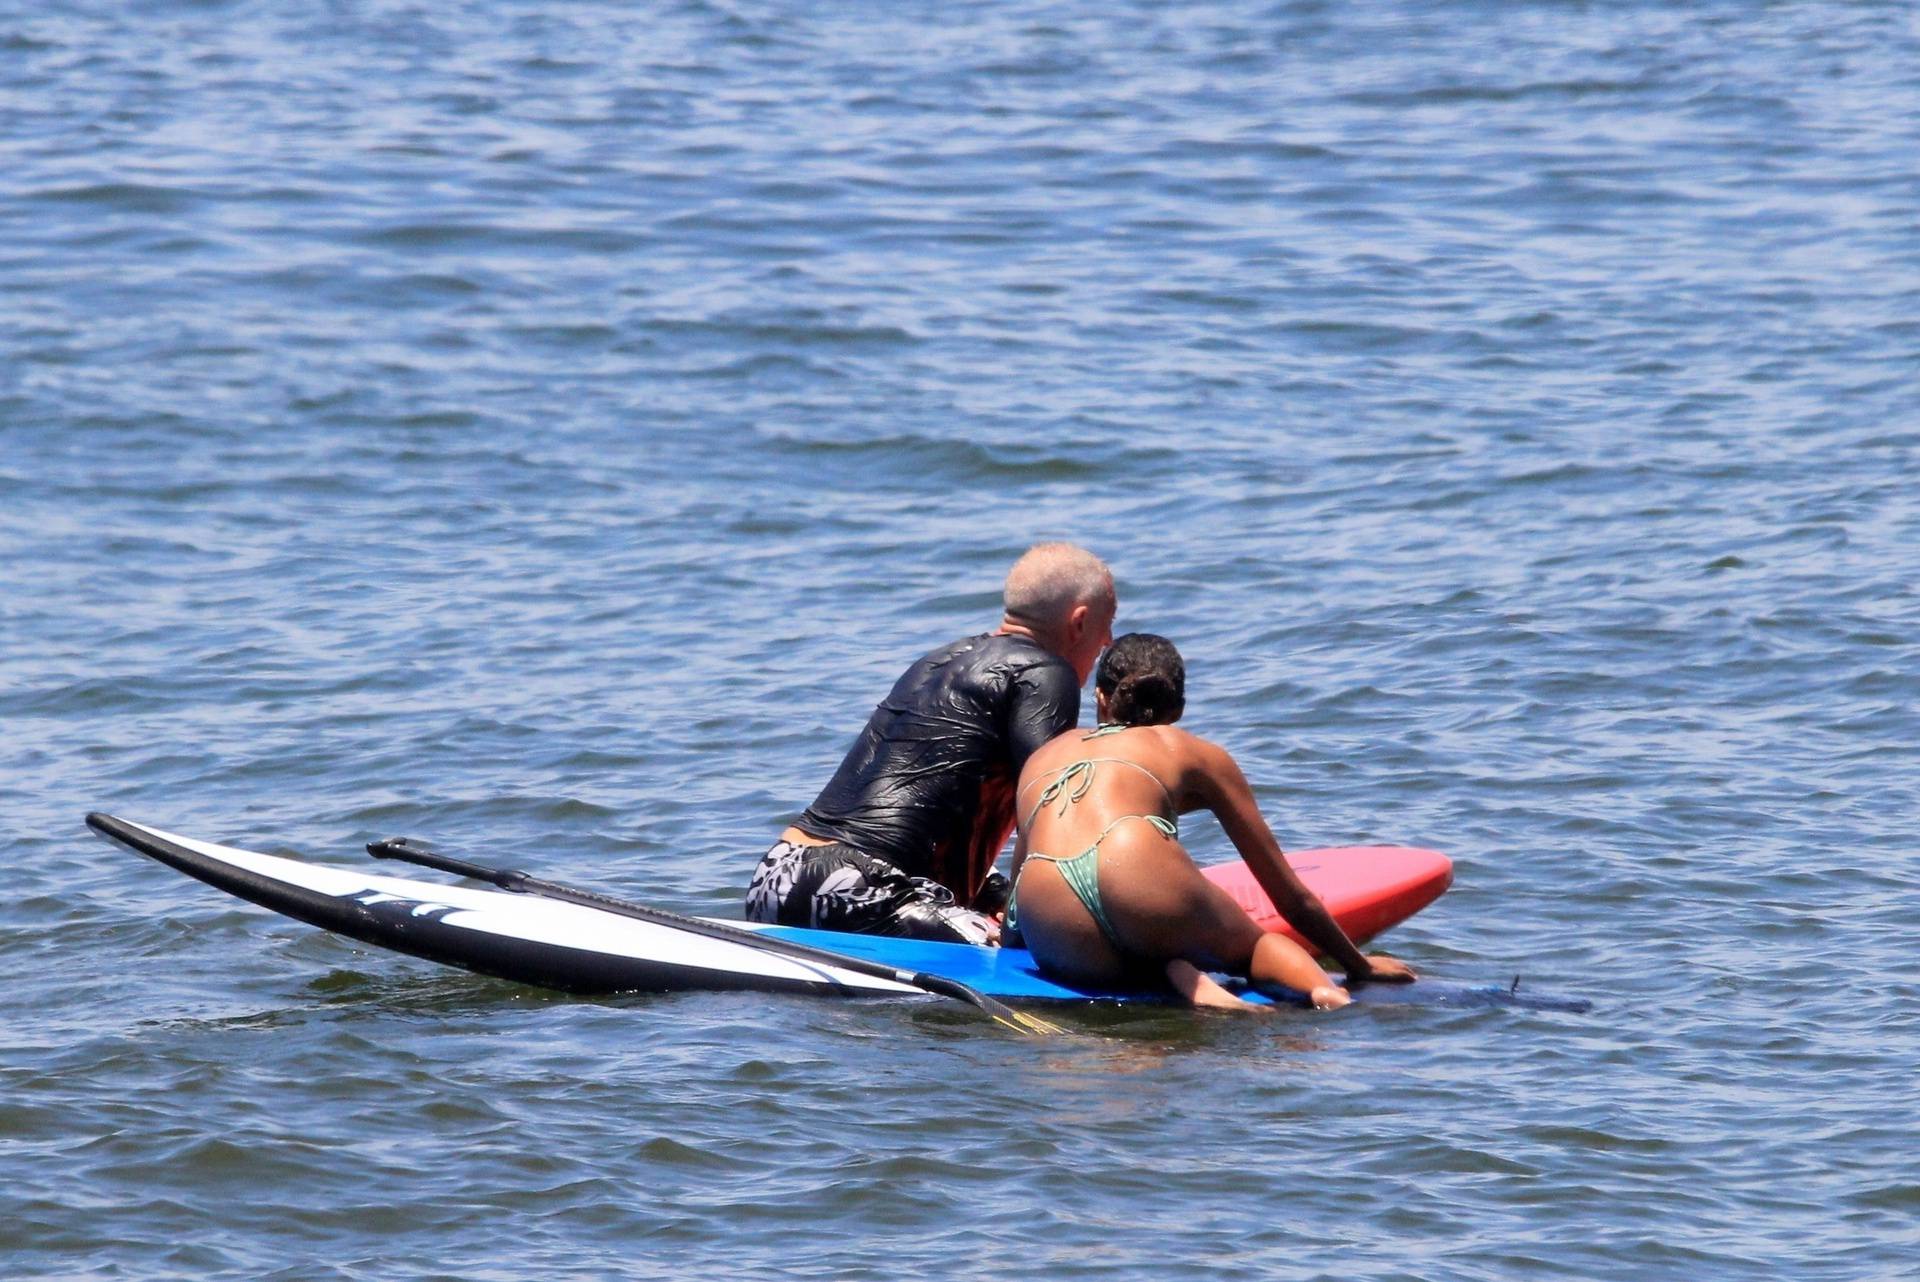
left=746, top=543, right=1116, bottom=945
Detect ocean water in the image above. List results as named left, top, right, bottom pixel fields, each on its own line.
left=3, top=1, right=1916, bottom=1278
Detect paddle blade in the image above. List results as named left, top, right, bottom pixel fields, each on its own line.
left=914, top=973, right=1061, bottom=1035
left=997, top=1008, right=1067, bottom=1036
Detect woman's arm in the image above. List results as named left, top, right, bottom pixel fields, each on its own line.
left=1191, top=738, right=1414, bottom=982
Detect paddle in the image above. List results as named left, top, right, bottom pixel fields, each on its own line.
left=365, top=836, right=1062, bottom=1036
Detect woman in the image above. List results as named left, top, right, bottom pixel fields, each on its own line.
left=1007, top=633, right=1416, bottom=1010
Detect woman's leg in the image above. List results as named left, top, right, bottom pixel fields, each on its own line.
left=1248, top=932, right=1350, bottom=1009
left=1099, top=829, right=1350, bottom=1009
left=1166, top=958, right=1258, bottom=1010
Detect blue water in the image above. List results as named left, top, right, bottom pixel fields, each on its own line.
left=4, top=1, right=1917, bottom=1278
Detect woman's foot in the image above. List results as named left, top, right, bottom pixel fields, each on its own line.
left=1309, top=984, right=1352, bottom=1010
left=1167, top=959, right=1258, bottom=1010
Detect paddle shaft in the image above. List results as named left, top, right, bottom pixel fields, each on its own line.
left=365, top=837, right=1056, bottom=1034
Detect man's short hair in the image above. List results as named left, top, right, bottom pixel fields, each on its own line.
left=1003, top=542, right=1114, bottom=629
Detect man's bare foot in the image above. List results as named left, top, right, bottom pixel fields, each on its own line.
left=1167, top=959, right=1258, bottom=1010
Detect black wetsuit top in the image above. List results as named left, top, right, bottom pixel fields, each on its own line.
left=798, top=632, right=1080, bottom=900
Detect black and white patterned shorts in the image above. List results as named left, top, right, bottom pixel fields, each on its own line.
left=744, top=839, right=997, bottom=946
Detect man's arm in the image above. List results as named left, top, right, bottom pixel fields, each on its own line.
left=1006, top=659, right=1080, bottom=773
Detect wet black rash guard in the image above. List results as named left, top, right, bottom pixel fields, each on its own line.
left=798, top=632, right=1080, bottom=902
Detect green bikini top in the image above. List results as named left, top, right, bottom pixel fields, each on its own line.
left=1018, top=724, right=1178, bottom=832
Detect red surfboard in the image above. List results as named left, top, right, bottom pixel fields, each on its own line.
left=1201, top=846, right=1453, bottom=947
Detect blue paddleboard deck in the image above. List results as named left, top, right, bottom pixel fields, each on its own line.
left=757, top=924, right=1588, bottom=1011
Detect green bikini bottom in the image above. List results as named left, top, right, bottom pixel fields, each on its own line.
left=1008, top=814, right=1178, bottom=951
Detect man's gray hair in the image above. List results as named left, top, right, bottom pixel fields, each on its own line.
left=1003, top=542, right=1114, bottom=629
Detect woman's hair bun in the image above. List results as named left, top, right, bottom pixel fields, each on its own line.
left=1112, top=672, right=1179, bottom=725
left=1097, top=633, right=1186, bottom=726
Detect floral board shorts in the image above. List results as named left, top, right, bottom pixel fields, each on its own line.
left=744, top=839, right=997, bottom=946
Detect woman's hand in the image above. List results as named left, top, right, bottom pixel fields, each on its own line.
left=1351, top=955, right=1417, bottom=983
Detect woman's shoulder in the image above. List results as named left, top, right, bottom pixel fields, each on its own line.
left=1099, top=722, right=1214, bottom=774
left=1139, top=721, right=1210, bottom=753
left=1127, top=724, right=1240, bottom=788
left=1028, top=720, right=1212, bottom=759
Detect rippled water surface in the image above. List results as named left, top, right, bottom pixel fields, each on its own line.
left=4, top=2, right=1917, bottom=1279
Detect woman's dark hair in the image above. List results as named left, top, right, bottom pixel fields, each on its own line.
left=1096, top=633, right=1185, bottom=726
